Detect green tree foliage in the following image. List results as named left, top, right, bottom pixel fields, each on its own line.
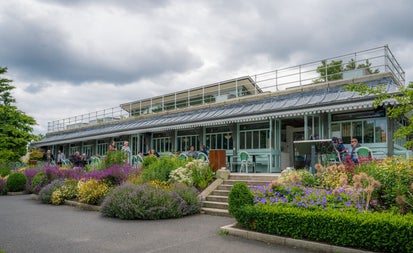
left=0, top=67, right=36, bottom=163
left=344, top=81, right=413, bottom=149
left=344, top=59, right=380, bottom=74
left=314, top=59, right=380, bottom=83
left=314, top=60, right=343, bottom=83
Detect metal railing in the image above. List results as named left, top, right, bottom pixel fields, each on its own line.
left=47, top=45, right=405, bottom=133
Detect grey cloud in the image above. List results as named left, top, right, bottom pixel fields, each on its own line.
left=24, top=83, right=52, bottom=94
left=0, top=9, right=203, bottom=85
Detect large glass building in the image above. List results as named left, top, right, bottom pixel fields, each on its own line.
left=35, top=46, right=410, bottom=173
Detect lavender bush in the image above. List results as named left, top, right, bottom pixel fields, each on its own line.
left=23, top=168, right=39, bottom=193
left=101, top=182, right=200, bottom=219
left=250, top=182, right=378, bottom=212
left=39, top=179, right=64, bottom=204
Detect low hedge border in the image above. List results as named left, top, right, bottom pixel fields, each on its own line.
left=235, top=204, right=413, bottom=253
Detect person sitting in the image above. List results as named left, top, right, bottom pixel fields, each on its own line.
left=186, top=145, right=197, bottom=158
left=148, top=149, right=160, bottom=157
left=199, top=145, right=208, bottom=156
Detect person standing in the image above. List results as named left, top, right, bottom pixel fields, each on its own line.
left=199, top=145, right=208, bottom=156
left=121, top=141, right=131, bottom=163
left=350, top=138, right=360, bottom=164
left=43, top=150, right=54, bottom=165
left=108, top=141, right=116, bottom=151
left=56, top=150, right=65, bottom=166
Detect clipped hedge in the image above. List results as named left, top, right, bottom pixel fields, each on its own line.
left=235, top=204, right=413, bottom=253
left=6, top=172, right=27, bottom=192
left=228, top=182, right=254, bottom=217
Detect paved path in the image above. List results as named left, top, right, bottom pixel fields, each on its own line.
left=0, top=195, right=316, bottom=253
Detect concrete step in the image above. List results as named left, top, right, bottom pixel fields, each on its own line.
left=223, top=179, right=273, bottom=186
left=216, top=184, right=233, bottom=191
left=206, top=195, right=228, bottom=202
left=211, top=189, right=229, bottom=196
left=202, top=200, right=228, bottom=209
left=201, top=207, right=231, bottom=217
left=229, top=174, right=279, bottom=181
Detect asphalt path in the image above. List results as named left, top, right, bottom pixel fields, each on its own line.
left=0, top=195, right=315, bottom=253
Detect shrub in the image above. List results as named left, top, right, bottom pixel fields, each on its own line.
left=170, top=183, right=201, bottom=216
left=169, top=167, right=193, bottom=186
left=141, top=156, right=183, bottom=182
left=141, top=155, right=159, bottom=169
left=6, top=172, right=27, bottom=192
left=188, top=160, right=214, bottom=189
left=50, top=179, right=79, bottom=205
left=23, top=168, right=39, bottom=193
left=31, top=172, right=48, bottom=194
left=51, top=189, right=65, bottom=205
left=39, top=179, right=64, bottom=204
left=104, top=150, right=127, bottom=169
left=78, top=179, right=111, bottom=205
left=60, top=179, right=79, bottom=200
left=0, top=178, right=7, bottom=195
left=101, top=182, right=201, bottom=219
left=44, top=165, right=63, bottom=182
left=356, top=157, right=413, bottom=213
left=228, top=182, right=254, bottom=218
left=29, top=149, right=44, bottom=162
left=0, top=166, right=11, bottom=177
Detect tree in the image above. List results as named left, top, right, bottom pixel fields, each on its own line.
left=0, top=67, right=37, bottom=163
left=314, top=60, right=343, bottom=83
left=344, top=59, right=380, bottom=74
left=314, top=59, right=380, bottom=84
left=344, top=81, right=413, bottom=149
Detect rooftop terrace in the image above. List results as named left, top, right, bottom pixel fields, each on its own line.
left=47, top=45, right=405, bottom=133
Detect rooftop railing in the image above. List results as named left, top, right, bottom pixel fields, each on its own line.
left=47, top=45, right=405, bottom=133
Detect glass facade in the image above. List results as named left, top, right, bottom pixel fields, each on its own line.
left=239, top=122, right=270, bottom=149
left=205, top=126, right=233, bottom=150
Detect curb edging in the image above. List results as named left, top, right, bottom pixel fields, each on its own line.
left=220, top=223, right=376, bottom=253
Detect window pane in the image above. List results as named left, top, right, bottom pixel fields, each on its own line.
left=240, top=132, right=245, bottom=149
left=260, top=130, right=268, bottom=149
left=217, top=134, right=223, bottom=149
left=352, top=121, right=363, bottom=143
left=252, top=131, right=259, bottom=149
left=375, top=119, right=386, bottom=143
left=331, top=123, right=340, bottom=138
left=363, top=120, right=374, bottom=143
left=342, top=122, right=351, bottom=144
left=246, top=132, right=252, bottom=149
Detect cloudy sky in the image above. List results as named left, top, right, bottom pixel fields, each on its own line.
left=1, top=0, right=413, bottom=135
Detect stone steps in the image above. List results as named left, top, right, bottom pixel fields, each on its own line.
left=201, top=173, right=280, bottom=217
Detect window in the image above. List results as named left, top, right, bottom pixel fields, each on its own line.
left=330, top=117, right=386, bottom=144
left=239, top=122, right=270, bottom=149
left=152, top=137, right=171, bottom=153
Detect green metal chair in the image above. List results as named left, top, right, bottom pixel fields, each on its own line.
left=197, top=152, right=209, bottom=162
left=239, top=151, right=253, bottom=173
left=179, top=153, right=188, bottom=161
left=356, top=147, right=373, bottom=160
left=131, top=155, right=143, bottom=168
left=62, top=159, right=71, bottom=166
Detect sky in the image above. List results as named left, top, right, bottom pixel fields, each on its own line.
left=1, top=0, right=413, bottom=135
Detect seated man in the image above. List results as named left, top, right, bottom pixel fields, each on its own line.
left=186, top=145, right=197, bottom=158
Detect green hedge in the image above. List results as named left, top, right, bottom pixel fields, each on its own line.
left=6, top=172, right=27, bottom=192
left=235, top=204, right=413, bottom=253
